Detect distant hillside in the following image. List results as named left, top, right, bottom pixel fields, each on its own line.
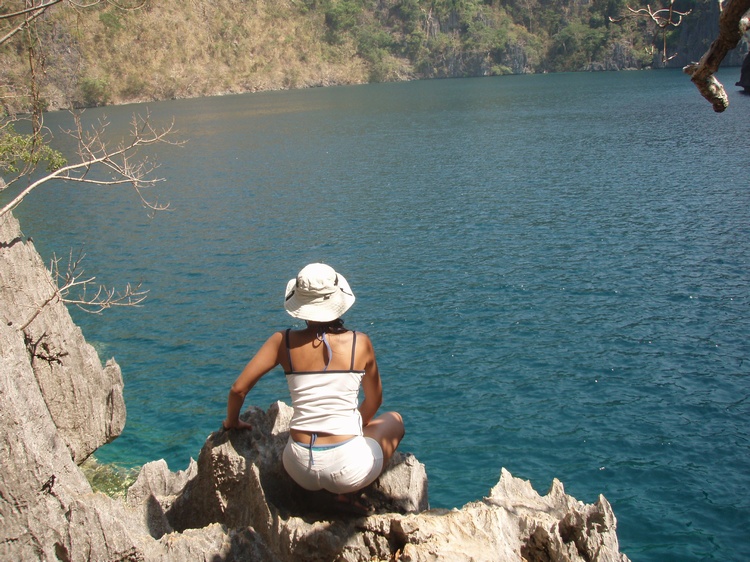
left=0, top=0, right=746, bottom=112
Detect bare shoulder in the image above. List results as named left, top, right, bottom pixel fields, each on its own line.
left=352, top=330, right=377, bottom=369
left=267, top=330, right=286, bottom=345
left=353, top=330, right=374, bottom=348
left=261, top=330, right=286, bottom=355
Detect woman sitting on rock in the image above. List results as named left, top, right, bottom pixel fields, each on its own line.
left=223, top=263, right=405, bottom=514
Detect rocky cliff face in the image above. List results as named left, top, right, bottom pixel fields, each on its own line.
left=0, top=213, right=125, bottom=463
left=0, top=210, right=631, bottom=561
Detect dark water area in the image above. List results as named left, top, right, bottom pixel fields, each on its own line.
left=9, top=69, right=749, bottom=560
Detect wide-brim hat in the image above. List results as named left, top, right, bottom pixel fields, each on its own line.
left=284, top=263, right=355, bottom=322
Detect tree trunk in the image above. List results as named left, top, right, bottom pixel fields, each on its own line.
left=683, top=0, right=750, bottom=111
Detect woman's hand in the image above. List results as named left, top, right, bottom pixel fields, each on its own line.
left=222, top=418, right=253, bottom=431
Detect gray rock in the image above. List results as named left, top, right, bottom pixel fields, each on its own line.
left=1, top=211, right=126, bottom=560
left=0, top=209, right=260, bottom=561
left=0, top=212, right=125, bottom=463
left=124, top=401, right=627, bottom=562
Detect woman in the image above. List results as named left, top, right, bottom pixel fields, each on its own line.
left=223, top=263, right=405, bottom=513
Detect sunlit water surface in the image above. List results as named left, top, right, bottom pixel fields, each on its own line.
left=10, top=69, right=750, bottom=561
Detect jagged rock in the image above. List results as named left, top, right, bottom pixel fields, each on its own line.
left=123, top=401, right=628, bottom=562
left=164, top=402, right=427, bottom=529
left=0, top=211, right=237, bottom=561
left=0, top=212, right=127, bottom=559
left=127, top=458, right=199, bottom=506
left=1, top=209, right=631, bottom=561
left=0, top=212, right=125, bottom=463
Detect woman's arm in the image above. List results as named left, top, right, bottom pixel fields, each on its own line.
left=357, top=333, right=383, bottom=427
left=223, top=331, right=284, bottom=430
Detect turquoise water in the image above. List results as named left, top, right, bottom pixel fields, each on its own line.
left=10, top=69, right=749, bottom=560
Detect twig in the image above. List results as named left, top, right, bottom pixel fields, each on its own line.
left=0, top=110, right=181, bottom=218
left=19, top=248, right=149, bottom=330
left=610, top=0, right=692, bottom=63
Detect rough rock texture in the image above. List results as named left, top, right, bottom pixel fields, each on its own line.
left=158, top=402, right=429, bottom=560
left=0, top=212, right=125, bottom=463
left=1, top=210, right=632, bottom=561
left=122, top=401, right=629, bottom=562
left=0, top=210, right=275, bottom=560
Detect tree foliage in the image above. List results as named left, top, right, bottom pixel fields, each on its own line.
left=0, top=123, right=65, bottom=175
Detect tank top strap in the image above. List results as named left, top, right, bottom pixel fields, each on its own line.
left=284, top=328, right=295, bottom=372
left=350, top=330, right=357, bottom=371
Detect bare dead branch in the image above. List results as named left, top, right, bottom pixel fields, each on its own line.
left=610, top=0, right=692, bottom=63
left=0, top=0, right=64, bottom=20
left=0, top=0, right=64, bottom=46
left=0, top=0, right=146, bottom=24
left=0, top=110, right=182, bottom=218
left=60, top=281, right=149, bottom=313
left=19, top=247, right=149, bottom=330
left=683, top=0, right=750, bottom=112
left=52, top=248, right=149, bottom=313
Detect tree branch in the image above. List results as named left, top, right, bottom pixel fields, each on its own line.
left=0, top=0, right=65, bottom=20
left=19, top=248, right=149, bottom=330
left=1, top=0, right=147, bottom=53
left=609, top=0, right=692, bottom=63
left=0, top=111, right=181, bottom=218
left=683, top=0, right=750, bottom=112
left=0, top=1, right=64, bottom=45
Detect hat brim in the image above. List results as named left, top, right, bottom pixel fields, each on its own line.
left=284, top=274, right=355, bottom=322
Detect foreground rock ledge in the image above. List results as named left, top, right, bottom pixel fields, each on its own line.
left=126, top=401, right=630, bottom=562
left=0, top=210, right=631, bottom=561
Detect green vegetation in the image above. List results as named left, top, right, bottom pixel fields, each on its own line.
left=0, top=0, right=728, bottom=112
left=81, top=457, right=140, bottom=499
left=0, top=124, right=66, bottom=175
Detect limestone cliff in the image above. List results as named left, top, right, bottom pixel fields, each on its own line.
left=0, top=210, right=631, bottom=561
left=0, top=212, right=125, bottom=463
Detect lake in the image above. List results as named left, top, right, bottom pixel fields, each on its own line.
left=9, top=68, right=750, bottom=561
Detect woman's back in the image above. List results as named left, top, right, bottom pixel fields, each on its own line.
left=282, top=327, right=361, bottom=374
left=283, top=327, right=365, bottom=435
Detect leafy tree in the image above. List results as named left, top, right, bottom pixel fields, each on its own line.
left=79, top=76, right=111, bottom=108
left=0, top=123, right=65, bottom=176
left=550, top=21, right=606, bottom=70
left=324, top=0, right=363, bottom=42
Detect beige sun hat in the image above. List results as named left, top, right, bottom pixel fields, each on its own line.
left=284, top=263, right=356, bottom=322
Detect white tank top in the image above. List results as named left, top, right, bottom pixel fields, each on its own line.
left=284, top=329, right=365, bottom=436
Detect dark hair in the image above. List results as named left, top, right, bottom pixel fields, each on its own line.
left=306, top=318, right=346, bottom=333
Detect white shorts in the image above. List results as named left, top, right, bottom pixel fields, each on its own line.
left=282, top=435, right=384, bottom=494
